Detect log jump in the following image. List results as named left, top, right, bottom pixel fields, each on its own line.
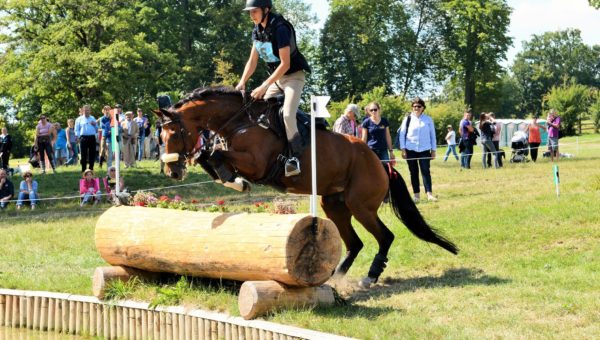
left=94, top=206, right=342, bottom=318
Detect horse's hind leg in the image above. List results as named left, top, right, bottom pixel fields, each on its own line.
left=321, top=193, right=363, bottom=277
left=348, top=204, right=395, bottom=288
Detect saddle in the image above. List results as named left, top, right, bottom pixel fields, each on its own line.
left=248, top=95, right=329, bottom=187
left=261, top=95, right=329, bottom=151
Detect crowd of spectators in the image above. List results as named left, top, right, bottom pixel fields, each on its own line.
left=0, top=100, right=562, bottom=210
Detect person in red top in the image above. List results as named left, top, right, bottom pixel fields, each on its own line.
left=528, top=116, right=546, bottom=162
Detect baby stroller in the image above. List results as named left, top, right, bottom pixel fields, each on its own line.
left=510, top=130, right=529, bottom=163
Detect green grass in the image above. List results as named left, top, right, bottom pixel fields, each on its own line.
left=1, top=135, right=600, bottom=338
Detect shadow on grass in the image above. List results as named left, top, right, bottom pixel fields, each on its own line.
left=349, top=267, right=510, bottom=303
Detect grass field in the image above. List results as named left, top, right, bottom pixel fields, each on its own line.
left=1, top=135, right=599, bottom=339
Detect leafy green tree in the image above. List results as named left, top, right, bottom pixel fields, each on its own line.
left=589, top=0, right=600, bottom=9
left=0, top=0, right=179, bottom=125
left=319, top=0, right=394, bottom=101
left=590, top=92, right=600, bottom=133
left=511, top=29, right=600, bottom=115
left=544, top=83, right=593, bottom=136
left=437, top=0, right=512, bottom=113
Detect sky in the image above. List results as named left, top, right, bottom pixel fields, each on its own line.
left=304, top=0, right=600, bottom=66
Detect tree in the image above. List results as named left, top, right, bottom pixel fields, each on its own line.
left=589, top=0, right=600, bottom=9
left=544, top=83, right=593, bottom=136
left=0, top=0, right=179, bottom=124
left=318, top=0, right=394, bottom=101
left=437, top=0, right=512, bottom=113
left=511, top=29, right=600, bottom=116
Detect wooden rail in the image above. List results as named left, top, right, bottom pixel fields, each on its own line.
left=0, top=289, right=352, bottom=340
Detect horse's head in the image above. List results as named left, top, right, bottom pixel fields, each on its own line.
left=154, top=107, right=199, bottom=181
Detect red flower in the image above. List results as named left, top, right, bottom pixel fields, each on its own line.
left=134, top=202, right=146, bottom=207
left=217, top=200, right=225, bottom=206
left=159, top=195, right=170, bottom=202
left=255, top=202, right=261, bottom=207
left=191, top=199, right=199, bottom=204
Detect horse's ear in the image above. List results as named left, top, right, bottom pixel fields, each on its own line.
left=152, top=109, right=163, bottom=120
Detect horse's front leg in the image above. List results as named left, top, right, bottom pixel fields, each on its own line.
left=207, top=149, right=262, bottom=192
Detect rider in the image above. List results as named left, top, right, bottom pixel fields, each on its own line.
left=235, top=0, right=311, bottom=177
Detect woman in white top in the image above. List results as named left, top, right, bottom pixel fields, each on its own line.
left=443, top=125, right=459, bottom=162
left=398, top=97, right=437, bottom=202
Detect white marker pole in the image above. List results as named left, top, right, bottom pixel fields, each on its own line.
left=309, top=96, right=330, bottom=217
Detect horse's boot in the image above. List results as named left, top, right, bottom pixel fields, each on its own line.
left=285, top=134, right=302, bottom=177
left=223, top=177, right=251, bottom=192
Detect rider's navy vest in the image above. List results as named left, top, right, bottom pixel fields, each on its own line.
left=252, top=13, right=311, bottom=75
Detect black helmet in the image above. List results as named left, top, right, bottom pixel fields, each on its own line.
left=243, top=0, right=272, bottom=11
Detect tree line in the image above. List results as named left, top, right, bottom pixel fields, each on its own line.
left=1, top=0, right=599, bottom=156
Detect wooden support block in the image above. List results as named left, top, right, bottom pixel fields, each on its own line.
left=238, top=281, right=336, bottom=320
left=92, top=265, right=158, bottom=299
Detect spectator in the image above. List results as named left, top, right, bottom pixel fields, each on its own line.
left=79, top=169, right=101, bottom=206
left=34, top=115, right=57, bottom=174
left=0, top=168, right=14, bottom=209
left=443, top=125, right=459, bottom=162
left=156, top=121, right=165, bottom=174
left=0, top=127, right=12, bottom=171
left=103, top=166, right=126, bottom=202
left=547, top=109, right=560, bottom=162
left=399, top=97, right=437, bottom=202
left=528, top=116, right=545, bottom=162
left=16, top=171, right=38, bottom=210
left=487, top=112, right=503, bottom=168
left=121, top=111, right=139, bottom=168
left=459, top=110, right=475, bottom=169
left=54, top=122, right=68, bottom=167
left=361, top=102, right=395, bottom=167
left=65, top=118, right=79, bottom=166
left=115, top=104, right=125, bottom=122
left=143, top=115, right=153, bottom=159
left=98, top=105, right=113, bottom=169
left=74, top=105, right=99, bottom=172
left=479, top=113, right=499, bottom=169
left=134, top=108, right=149, bottom=161
left=333, top=104, right=360, bottom=137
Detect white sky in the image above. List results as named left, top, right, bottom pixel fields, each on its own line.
left=304, top=0, right=600, bottom=66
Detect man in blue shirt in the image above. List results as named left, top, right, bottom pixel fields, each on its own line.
left=459, top=110, right=474, bottom=169
left=98, top=105, right=113, bottom=169
left=74, top=105, right=98, bottom=173
left=134, top=108, right=148, bottom=162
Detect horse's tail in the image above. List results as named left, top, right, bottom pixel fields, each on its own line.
left=388, top=167, right=458, bottom=255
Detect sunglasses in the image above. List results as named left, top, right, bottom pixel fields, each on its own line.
left=412, top=105, right=423, bottom=108
left=369, top=108, right=379, bottom=112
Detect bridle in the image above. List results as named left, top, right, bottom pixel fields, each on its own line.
left=160, top=92, right=256, bottom=165
left=160, top=116, right=197, bottom=166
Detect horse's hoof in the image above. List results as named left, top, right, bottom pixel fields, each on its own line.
left=358, top=277, right=377, bottom=289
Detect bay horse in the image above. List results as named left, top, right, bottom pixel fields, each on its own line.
left=155, top=86, right=458, bottom=287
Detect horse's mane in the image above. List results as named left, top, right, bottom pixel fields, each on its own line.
left=173, top=86, right=243, bottom=109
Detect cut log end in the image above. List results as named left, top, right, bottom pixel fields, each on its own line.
left=286, top=217, right=343, bottom=286
left=93, top=266, right=156, bottom=299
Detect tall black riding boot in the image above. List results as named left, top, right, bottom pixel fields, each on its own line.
left=285, top=134, right=303, bottom=177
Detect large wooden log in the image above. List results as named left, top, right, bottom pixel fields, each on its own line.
left=238, top=281, right=336, bottom=320
left=95, top=207, right=342, bottom=287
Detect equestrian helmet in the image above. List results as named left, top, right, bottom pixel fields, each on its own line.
left=243, top=0, right=272, bottom=10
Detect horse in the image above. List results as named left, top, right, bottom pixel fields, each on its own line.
left=154, top=86, right=458, bottom=287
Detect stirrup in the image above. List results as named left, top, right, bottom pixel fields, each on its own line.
left=285, top=157, right=301, bottom=177
left=257, top=114, right=269, bottom=129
